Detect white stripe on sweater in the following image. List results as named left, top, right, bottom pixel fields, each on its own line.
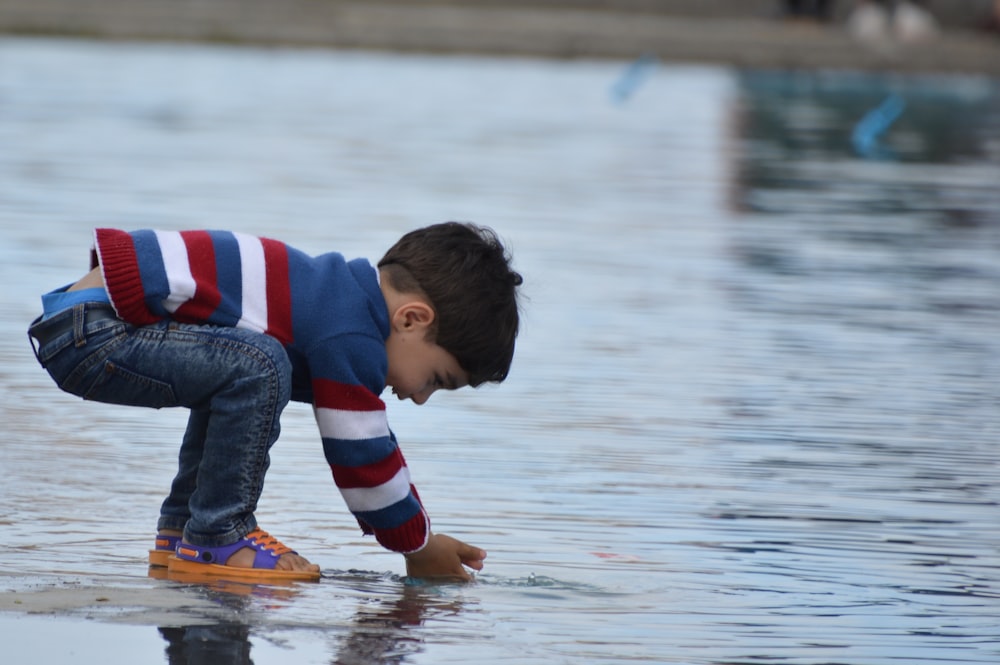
left=154, top=230, right=195, bottom=314
left=314, top=406, right=390, bottom=441
left=339, top=467, right=412, bottom=512
left=234, top=232, right=268, bottom=333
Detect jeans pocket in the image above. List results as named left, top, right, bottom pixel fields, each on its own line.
left=83, top=358, right=178, bottom=409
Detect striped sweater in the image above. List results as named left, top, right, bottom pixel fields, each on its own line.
left=93, top=228, right=429, bottom=553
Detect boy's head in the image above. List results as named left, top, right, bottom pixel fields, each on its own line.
left=378, top=222, right=522, bottom=389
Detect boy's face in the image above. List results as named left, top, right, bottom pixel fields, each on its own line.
left=384, top=300, right=469, bottom=405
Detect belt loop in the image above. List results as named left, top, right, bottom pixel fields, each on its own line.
left=72, top=302, right=87, bottom=348
left=27, top=314, right=43, bottom=365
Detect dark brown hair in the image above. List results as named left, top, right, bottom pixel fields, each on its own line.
left=378, top=222, right=522, bottom=386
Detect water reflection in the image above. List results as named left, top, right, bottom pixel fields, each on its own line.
left=155, top=579, right=455, bottom=665
left=327, top=584, right=453, bottom=665
left=735, top=70, right=1000, bottom=166
left=709, top=71, right=1000, bottom=657
left=160, top=624, right=254, bottom=665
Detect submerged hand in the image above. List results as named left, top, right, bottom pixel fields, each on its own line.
left=404, top=532, right=486, bottom=582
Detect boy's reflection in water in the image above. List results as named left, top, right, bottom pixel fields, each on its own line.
left=329, top=584, right=451, bottom=665
left=159, top=624, right=254, bottom=665
left=157, top=581, right=459, bottom=665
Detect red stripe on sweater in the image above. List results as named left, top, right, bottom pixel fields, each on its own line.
left=330, top=448, right=404, bottom=489
left=261, top=237, right=293, bottom=344
left=172, top=230, right=220, bottom=323
left=94, top=229, right=160, bottom=326
left=313, top=377, right=385, bottom=412
left=374, top=510, right=429, bottom=553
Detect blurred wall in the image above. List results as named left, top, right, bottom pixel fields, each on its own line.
left=395, top=0, right=997, bottom=28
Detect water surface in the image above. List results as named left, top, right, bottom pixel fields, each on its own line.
left=1, top=37, right=998, bottom=664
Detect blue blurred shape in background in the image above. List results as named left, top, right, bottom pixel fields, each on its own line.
left=610, top=53, right=658, bottom=104
left=852, top=93, right=906, bottom=158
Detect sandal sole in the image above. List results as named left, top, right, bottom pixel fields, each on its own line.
left=149, top=549, right=173, bottom=567
left=166, top=555, right=321, bottom=582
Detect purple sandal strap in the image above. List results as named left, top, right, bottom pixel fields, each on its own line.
left=174, top=529, right=295, bottom=570
left=154, top=534, right=181, bottom=552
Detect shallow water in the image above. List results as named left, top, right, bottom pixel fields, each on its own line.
left=1, top=37, right=999, bottom=664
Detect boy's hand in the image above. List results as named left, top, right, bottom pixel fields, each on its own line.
left=404, top=533, right=486, bottom=581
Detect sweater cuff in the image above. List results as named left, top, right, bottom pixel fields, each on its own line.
left=94, top=228, right=160, bottom=326
left=371, top=511, right=430, bottom=554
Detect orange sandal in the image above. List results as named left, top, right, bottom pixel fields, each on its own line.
left=166, top=528, right=320, bottom=582
left=149, top=534, right=181, bottom=567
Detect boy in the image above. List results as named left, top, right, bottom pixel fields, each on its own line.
left=27, top=222, right=522, bottom=582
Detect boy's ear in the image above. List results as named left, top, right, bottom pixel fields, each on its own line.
left=392, top=300, right=435, bottom=332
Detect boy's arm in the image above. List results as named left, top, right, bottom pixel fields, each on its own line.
left=312, top=371, right=429, bottom=553
left=308, top=337, right=432, bottom=551
left=309, top=337, right=487, bottom=578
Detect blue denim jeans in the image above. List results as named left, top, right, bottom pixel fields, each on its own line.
left=28, top=302, right=292, bottom=548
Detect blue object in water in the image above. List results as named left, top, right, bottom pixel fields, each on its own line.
left=852, top=93, right=906, bottom=157
left=610, top=53, right=658, bottom=104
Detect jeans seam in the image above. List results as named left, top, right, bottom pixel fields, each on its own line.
left=242, top=338, right=281, bottom=524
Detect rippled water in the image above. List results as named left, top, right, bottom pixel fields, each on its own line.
left=1, top=37, right=999, bottom=664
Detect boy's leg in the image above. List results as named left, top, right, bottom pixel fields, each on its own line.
left=30, top=308, right=314, bottom=570
left=178, top=328, right=290, bottom=547
left=152, top=327, right=318, bottom=573
left=99, top=322, right=292, bottom=548
left=157, top=408, right=210, bottom=534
